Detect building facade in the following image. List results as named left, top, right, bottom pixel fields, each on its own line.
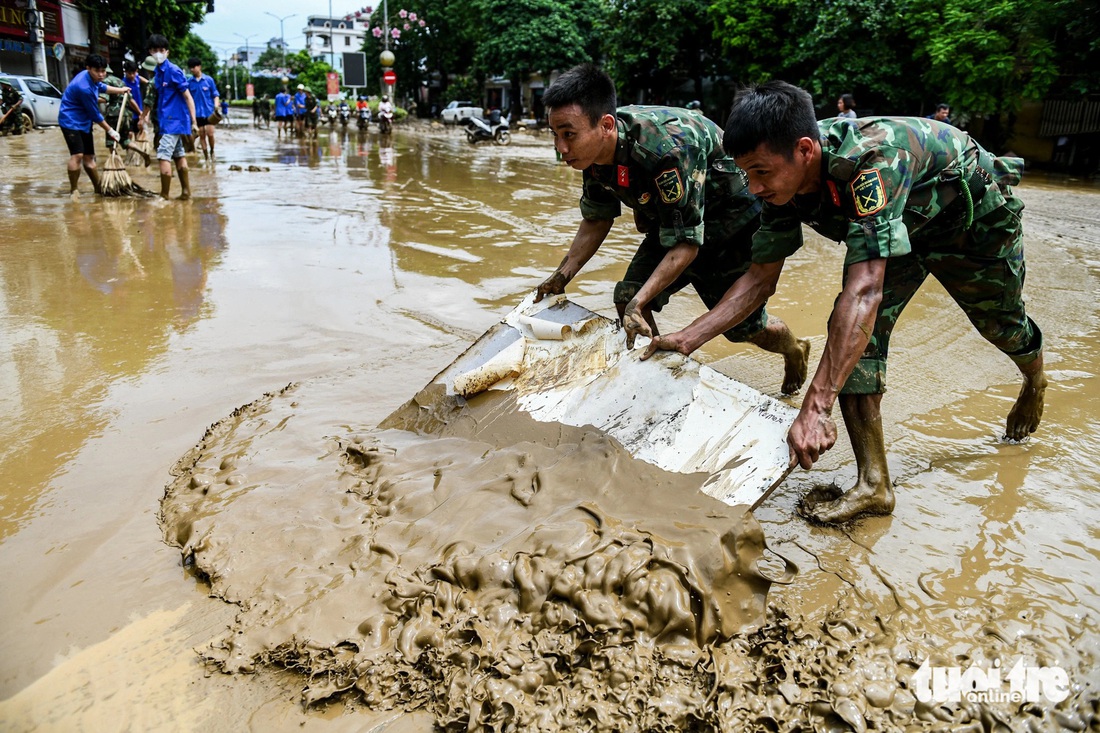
left=302, top=15, right=365, bottom=76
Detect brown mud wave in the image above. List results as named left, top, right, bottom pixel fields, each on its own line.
left=160, top=381, right=787, bottom=730
left=160, top=376, right=1099, bottom=732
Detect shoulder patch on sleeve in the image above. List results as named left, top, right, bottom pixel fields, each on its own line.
left=655, top=168, right=684, bottom=204
left=850, top=169, right=887, bottom=216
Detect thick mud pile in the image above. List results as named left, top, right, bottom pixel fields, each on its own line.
left=161, top=379, right=1098, bottom=731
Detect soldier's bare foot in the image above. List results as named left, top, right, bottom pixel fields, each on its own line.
left=1005, top=371, right=1047, bottom=441
left=781, top=338, right=811, bottom=395
left=799, top=481, right=894, bottom=524
left=69, top=190, right=79, bottom=202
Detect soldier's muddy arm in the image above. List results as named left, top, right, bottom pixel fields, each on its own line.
left=787, top=257, right=885, bottom=468
left=622, top=242, right=698, bottom=347
left=535, top=218, right=614, bottom=302
left=640, top=259, right=784, bottom=359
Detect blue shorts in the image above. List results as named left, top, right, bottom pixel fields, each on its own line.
left=156, top=133, right=187, bottom=161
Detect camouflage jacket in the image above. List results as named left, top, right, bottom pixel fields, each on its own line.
left=103, top=74, right=127, bottom=120
left=581, top=106, right=760, bottom=250
left=752, top=117, right=1023, bottom=266
left=1, top=81, right=21, bottom=114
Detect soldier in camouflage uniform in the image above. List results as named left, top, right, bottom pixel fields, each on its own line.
left=138, top=56, right=159, bottom=148
left=644, top=81, right=1047, bottom=524
left=0, top=79, right=24, bottom=135
left=102, top=68, right=149, bottom=165
left=538, top=64, right=810, bottom=394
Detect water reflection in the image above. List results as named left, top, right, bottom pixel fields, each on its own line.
left=0, top=194, right=228, bottom=538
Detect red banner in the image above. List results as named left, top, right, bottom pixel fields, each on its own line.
left=0, top=0, right=64, bottom=45
left=326, top=71, right=340, bottom=97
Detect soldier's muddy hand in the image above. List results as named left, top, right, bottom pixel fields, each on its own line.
left=640, top=331, right=692, bottom=361
left=535, top=270, right=569, bottom=303
left=622, top=299, right=652, bottom=349
left=787, top=408, right=837, bottom=469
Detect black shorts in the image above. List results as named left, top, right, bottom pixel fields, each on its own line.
left=196, top=116, right=209, bottom=127
left=61, top=127, right=94, bottom=156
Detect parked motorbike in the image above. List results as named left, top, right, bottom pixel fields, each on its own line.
left=326, top=106, right=338, bottom=126
left=338, top=104, right=351, bottom=128
left=357, top=106, right=371, bottom=129
left=464, top=110, right=510, bottom=145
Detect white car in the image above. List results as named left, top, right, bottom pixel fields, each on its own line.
left=440, top=100, right=480, bottom=125
left=0, top=74, right=63, bottom=130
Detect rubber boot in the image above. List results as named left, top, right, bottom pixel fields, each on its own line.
left=84, top=166, right=102, bottom=195
left=160, top=173, right=172, bottom=200
left=177, top=167, right=191, bottom=200
left=67, top=168, right=80, bottom=194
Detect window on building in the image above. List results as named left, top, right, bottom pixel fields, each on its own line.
left=344, top=36, right=350, bottom=46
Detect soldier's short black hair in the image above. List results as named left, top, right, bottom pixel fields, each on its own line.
left=146, top=34, right=170, bottom=51
left=936, top=102, right=950, bottom=112
left=86, top=54, right=107, bottom=70
left=123, top=60, right=137, bottom=73
left=724, top=81, right=819, bottom=160
left=187, top=57, right=202, bottom=69
left=543, top=64, right=616, bottom=126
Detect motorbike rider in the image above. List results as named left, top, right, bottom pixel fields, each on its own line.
left=357, top=95, right=371, bottom=127
left=338, top=98, right=351, bottom=126
left=378, top=94, right=394, bottom=133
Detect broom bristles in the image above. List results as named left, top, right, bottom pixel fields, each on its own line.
left=101, top=148, right=134, bottom=197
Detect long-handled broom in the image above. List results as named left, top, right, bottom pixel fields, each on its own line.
left=125, top=126, right=153, bottom=166
left=101, top=95, right=134, bottom=197
left=101, top=94, right=154, bottom=197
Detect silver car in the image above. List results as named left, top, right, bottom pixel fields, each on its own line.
left=0, top=74, right=63, bottom=130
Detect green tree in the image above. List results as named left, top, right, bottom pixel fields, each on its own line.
left=601, top=0, right=723, bottom=108
left=472, top=0, right=602, bottom=118
left=175, top=32, right=218, bottom=75
left=785, top=0, right=920, bottom=116
left=77, top=0, right=206, bottom=62
left=903, top=0, right=1066, bottom=147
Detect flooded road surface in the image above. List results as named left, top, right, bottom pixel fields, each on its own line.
left=1, top=119, right=1098, bottom=731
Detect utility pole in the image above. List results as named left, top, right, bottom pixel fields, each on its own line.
left=25, top=0, right=49, bottom=81
left=234, top=32, right=256, bottom=98
left=265, top=12, right=296, bottom=70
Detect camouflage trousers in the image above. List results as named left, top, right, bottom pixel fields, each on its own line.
left=613, top=217, right=768, bottom=342
left=842, top=189, right=1042, bottom=394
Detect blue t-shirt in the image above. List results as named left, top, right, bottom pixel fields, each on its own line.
left=59, top=70, right=107, bottom=131
left=123, top=75, right=143, bottom=119
left=155, top=59, right=193, bottom=135
left=187, top=74, right=219, bottom=118
left=294, top=91, right=306, bottom=112
left=274, top=92, right=289, bottom=117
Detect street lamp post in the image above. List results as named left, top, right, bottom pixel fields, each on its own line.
left=234, top=32, right=257, bottom=98
left=264, top=12, right=296, bottom=70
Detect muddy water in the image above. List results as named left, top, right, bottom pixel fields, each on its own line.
left=1, top=121, right=1098, bottom=731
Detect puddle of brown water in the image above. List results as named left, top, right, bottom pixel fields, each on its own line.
left=1, top=122, right=1098, bottom=730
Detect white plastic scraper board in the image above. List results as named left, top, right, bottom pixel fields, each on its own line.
left=400, top=293, right=797, bottom=509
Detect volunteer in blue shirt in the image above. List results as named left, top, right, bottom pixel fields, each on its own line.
left=275, top=89, right=291, bottom=138
left=58, top=53, right=130, bottom=198
left=147, top=34, right=199, bottom=200
left=294, top=84, right=307, bottom=136
left=187, top=57, right=220, bottom=161
left=122, top=60, right=145, bottom=132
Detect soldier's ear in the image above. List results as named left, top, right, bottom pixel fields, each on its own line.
left=599, top=113, right=616, bottom=134
left=795, top=136, right=816, bottom=163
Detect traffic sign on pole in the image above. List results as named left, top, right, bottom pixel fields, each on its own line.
left=382, top=69, right=396, bottom=85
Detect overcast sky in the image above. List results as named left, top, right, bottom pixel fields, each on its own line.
left=194, top=0, right=375, bottom=56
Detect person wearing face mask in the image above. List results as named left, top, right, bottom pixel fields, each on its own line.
left=58, top=54, right=131, bottom=198
left=146, top=34, right=199, bottom=200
